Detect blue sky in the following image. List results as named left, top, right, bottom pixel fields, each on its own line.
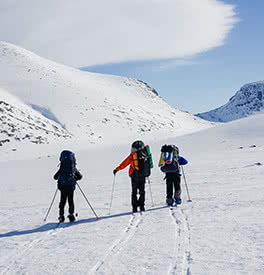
left=83, top=1, right=264, bottom=114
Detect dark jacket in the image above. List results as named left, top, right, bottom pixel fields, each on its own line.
left=54, top=167, right=82, bottom=190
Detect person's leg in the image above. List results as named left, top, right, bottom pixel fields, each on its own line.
left=59, top=190, right=67, bottom=221
left=131, top=178, right=138, bottom=212
left=166, top=174, right=174, bottom=206
left=138, top=178, right=146, bottom=211
left=68, top=190, right=74, bottom=215
left=173, top=174, right=182, bottom=204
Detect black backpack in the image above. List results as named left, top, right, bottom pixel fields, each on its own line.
left=58, top=150, right=76, bottom=188
left=160, top=145, right=180, bottom=173
left=131, top=141, right=151, bottom=178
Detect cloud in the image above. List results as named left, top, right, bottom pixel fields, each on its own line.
left=0, top=0, right=237, bottom=67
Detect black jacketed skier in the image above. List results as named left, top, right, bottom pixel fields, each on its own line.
left=113, top=140, right=152, bottom=213
left=159, top=145, right=188, bottom=206
left=54, top=150, right=82, bottom=222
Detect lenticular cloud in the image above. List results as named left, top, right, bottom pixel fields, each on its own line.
left=0, top=0, right=237, bottom=67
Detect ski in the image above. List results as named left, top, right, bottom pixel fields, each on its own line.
left=56, top=220, right=76, bottom=227
left=168, top=204, right=179, bottom=209
left=56, top=222, right=62, bottom=228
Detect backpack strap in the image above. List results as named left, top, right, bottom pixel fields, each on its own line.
left=158, top=152, right=165, bottom=167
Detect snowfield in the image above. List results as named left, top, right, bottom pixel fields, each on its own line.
left=1, top=113, right=264, bottom=275
left=0, top=42, right=263, bottom=274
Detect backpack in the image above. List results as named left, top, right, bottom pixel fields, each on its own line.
left=131, top=141, right=151, bottom=178
left=159, top=145, right=180, bottom=173
left=58, top=150, right=76, bottom=188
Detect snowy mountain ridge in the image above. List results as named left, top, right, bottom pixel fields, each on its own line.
left=0, top=41, right=212, bottom=154
left=196, top=81, right=264, bottom=122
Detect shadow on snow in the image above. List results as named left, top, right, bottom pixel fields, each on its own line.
left=0, top=205, right=167, bottom=239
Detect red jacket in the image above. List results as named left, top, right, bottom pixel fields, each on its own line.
left=115, top=152, right=139, bottom=177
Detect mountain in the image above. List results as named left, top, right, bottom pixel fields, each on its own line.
left=0, top=42, right=212, bottom=153
left=196, top=81, right=264, bottom=122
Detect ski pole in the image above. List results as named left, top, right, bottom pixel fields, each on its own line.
left=44, top=188, right=58, bottom=222
left=76, top=183, right=99, bottom=220
left=147, top=177, right=154, bottom=207
left=181, top=166, right=192, bottom=202
left=74, top=187, right=79, bottom=218
left=108, top=175, right=116, bottom=215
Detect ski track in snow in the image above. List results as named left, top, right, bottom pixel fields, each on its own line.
left=168, top=207, right=192, bottom=275
left=1, top=223, right=60, bottom=275
left=89, top=213, right=143, bottom=274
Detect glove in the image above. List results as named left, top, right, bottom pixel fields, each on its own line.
left=113, top=169, right=117, bottom=175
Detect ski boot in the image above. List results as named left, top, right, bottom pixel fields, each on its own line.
left=58, top=215, right=65, bottom=223
left=68, top=214, right=76, bottom=223
left=132, top=206, right=138, bottom=213
left=140, top=205, right=145, bottom=212
left=166, top=198, right=174, bottom=207
left=175, top=199, right=182, bottom=205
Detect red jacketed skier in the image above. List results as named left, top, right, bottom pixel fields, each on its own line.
left=113, top=140, right=151, bottom=213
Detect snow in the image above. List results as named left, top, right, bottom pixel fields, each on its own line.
left=1, top=113, right=264, bottom=274
left=0, top=42, right=263, bottom=274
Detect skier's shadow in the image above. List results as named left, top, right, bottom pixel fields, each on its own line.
left=0, top=205, right=167, bottom=239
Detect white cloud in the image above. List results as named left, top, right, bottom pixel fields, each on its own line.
left=0, top=0, right=237, bottom=67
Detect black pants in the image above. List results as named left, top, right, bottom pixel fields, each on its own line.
left=59, top=187, right=74, bottom=216
left=166, top=173, right=181, bottom=200
left=131, top=177, right=145, bottom=208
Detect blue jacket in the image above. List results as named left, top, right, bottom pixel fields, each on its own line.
left=178, top=156, right=188, bottom=166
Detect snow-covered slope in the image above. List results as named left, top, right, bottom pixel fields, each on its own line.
left=0, top=112, right=263, bottom=274
left=196, top=81, right=264, bottom=122
left=0, top=87, right=71, bottom=147
left=0, top=42, right=212, bottom=153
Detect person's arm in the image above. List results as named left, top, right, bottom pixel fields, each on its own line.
left=178, top=156, right=188, bottom=165
left=53, top=168, right=61, bottom=180
left=75, top=169, right=83, bottom=181
left=115, top=154, right=132, bottom=172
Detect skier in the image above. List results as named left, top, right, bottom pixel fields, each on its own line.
left=113, top=140, right=151, bottom=213
left=54, top=150, right=82, bottom=222
left=159, top=145, right=188, bottom=206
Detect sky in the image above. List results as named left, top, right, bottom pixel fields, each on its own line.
left=84, top=1, right=264, bottom=113
left=0, top=1, right=263, bottom=113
